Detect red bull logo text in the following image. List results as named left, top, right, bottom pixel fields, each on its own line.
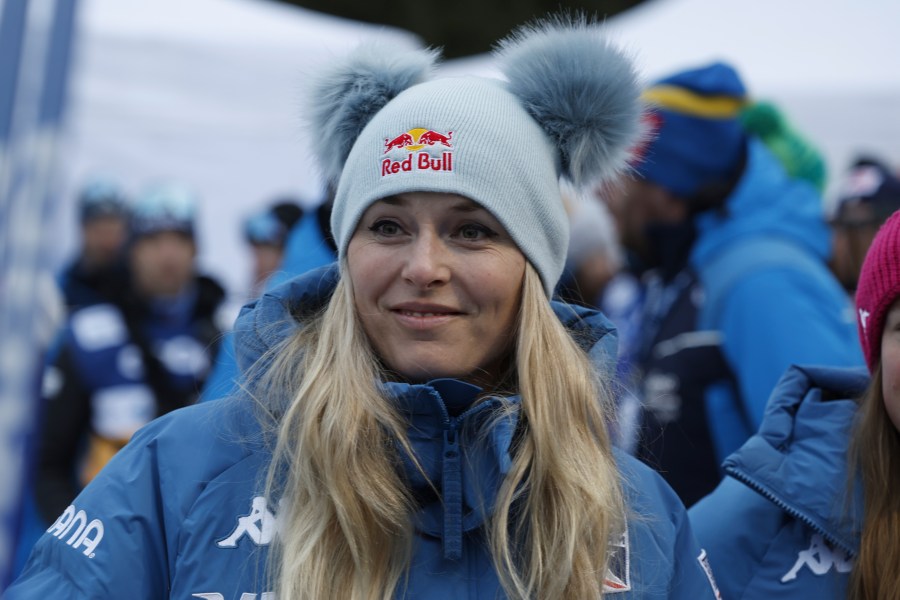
left=382, top=128, right=454, bottom=177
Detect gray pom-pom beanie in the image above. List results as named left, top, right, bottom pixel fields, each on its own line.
left=315, top=18, right=643, bottom=296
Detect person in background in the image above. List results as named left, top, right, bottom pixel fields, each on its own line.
left=556, top=182, right=624, bottom=309
left=604, top=62, right=863, bottom=507
left=243, top=199, right=304, bottom=298
left=689, top=208, right=900, bottom=598
left=830, top=156, right=900, bottom=294
left=10, top=19, right=721, bottom=599
left=266, top=190, right=337, bottom=289
left=57, top=176, right=130, bottom=312
left=199, top=198, right=305, bottom=402
left=34, top=183, right=225, bottom=524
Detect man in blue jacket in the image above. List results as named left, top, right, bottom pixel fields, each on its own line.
left=604, top=62, right=863, bottom=506
left=34, top=184, right=225, bottom=525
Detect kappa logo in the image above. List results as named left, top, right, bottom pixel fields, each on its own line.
left=781, top=533, right=853, bottom=583
left=217, top=496, right=279, bottom=548
left=382, top=128, right=454, bottom=177
left=47, top=504, right=105, bottom=558
left=603, top=526, right=631, bottom=593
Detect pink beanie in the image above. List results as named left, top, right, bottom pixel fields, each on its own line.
left=856, top=209, right=900, bottom=372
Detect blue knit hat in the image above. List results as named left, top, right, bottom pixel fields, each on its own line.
left=308, top=17, right=643, bottom=296
left=635, top=62, right=749, bottom=199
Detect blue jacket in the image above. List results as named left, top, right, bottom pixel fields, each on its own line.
left=34, top=276, right=225, bottom=524
left=690, top=139, right=864, bottom=461
left=9, top=267, right=720, bottom=599
left=199, top=207, right=337, bottom=402
left=689, top=364, right=868, bottom=599
left=635, top=139, right=863, bottom=507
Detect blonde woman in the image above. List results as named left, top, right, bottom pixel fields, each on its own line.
left=9, top=18, right=719, bottom=599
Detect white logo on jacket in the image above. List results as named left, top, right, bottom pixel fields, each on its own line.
left=217, top=496, right=279, bottom=548
left=781, top=533, right=853, bottom=583
left=603, top=526, right=631, bottom=593
left=47, top=504, right=104, bottom=558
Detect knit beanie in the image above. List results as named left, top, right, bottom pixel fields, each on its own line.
left=740, top=101, right=827, bottom=194
left=855, top=209, right=900, bottom=372
left=635, top=62, right=749, bottom=199
left=308, top=18, right=643, bottom=296
left=130, top=183, right=198, bottom=240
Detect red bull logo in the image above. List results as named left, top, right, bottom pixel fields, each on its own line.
left=382, top=128, right=454, bottom=177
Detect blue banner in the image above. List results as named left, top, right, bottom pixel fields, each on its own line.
left=0, top=0, right=79, bottom=589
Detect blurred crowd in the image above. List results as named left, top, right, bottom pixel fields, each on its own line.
left=11, top=55, right=900, bottom=594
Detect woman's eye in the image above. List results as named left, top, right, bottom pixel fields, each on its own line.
left=369, top=220, right=402, bottom=236
left=458, top=223, right=493, bottom=241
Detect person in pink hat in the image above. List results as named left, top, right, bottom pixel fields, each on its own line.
left=688, top=209, right=900, bottom=598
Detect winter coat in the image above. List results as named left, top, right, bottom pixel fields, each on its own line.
left=636, top=139, right=863, bottom=505
left=34, top=275, right=225, bottom=523
left=9, top=266, right=720, bottom=599
left=689, top=364, right=868, bottom=599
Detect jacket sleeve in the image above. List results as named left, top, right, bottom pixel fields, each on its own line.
left=34, top=343, right=92, bottom=524
left=619, top=454, right=722, bottom=599
left=718, top=268, right=863, bottom=430
left=6, top=422, right=172, bottom=599
left=689, top=475, right=785, bottom=599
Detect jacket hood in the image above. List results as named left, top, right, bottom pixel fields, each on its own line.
left=723, top=364, right=869, bottom=556
left=690, top=138, right=833, bottom=268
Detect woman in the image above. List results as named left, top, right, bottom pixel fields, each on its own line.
left=9, top=19, right=719, bottom=599
left=689, top=209, right=900, bottom=598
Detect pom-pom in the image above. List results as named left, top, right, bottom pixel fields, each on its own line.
left=307, top=43, right=439, bottom=185
left=496, top=15, right=643, bottom=186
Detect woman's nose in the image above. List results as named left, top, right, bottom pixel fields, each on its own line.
left=401, top=232, right=451, bottom=289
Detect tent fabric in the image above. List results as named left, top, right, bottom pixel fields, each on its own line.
left=56, top=0, right=421, bottom=301
left=57, top=0, right=900, bottom=300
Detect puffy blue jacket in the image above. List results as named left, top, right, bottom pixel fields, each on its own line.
left=9, top=267, right=720, bottom=599
left=689, top=364, right=868, bottom=598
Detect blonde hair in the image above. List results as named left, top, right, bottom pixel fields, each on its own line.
left=848, top=363, right=900, bottom=600
left=256, top=263, right=624, bottom=599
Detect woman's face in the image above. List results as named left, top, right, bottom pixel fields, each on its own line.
left=880, top=298, right=900, bottom=432
left=347, top=192, right=526, bottom=387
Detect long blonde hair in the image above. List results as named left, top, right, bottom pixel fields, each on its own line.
left=256, top=263, right=624, bottom=599
left=848, top=363, right=900, bottom=600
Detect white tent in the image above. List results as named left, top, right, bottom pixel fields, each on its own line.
left=58, top=0, right=900, bottom=301
left=57, top=0, right=421, bottom=302
left=442, top=0, right=900, bottom=207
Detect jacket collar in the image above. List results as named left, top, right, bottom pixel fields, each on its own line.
left=723, top=364, right=869, bottom=556
left=233, top=263, right=619, bottom=559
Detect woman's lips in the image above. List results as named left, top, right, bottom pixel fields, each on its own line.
left=390, top=304, right=463, bottom=330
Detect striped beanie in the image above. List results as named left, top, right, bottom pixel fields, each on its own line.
left=856, top=209, right=900, bottom=372
left=636, top=62, right=749, bottom=199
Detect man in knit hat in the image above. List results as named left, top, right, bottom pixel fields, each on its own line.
left=35, top=183, right=226, bottom=524
left=605, top=61, right=863, bottom=507
left=830, top=156, right=900, bottom=293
